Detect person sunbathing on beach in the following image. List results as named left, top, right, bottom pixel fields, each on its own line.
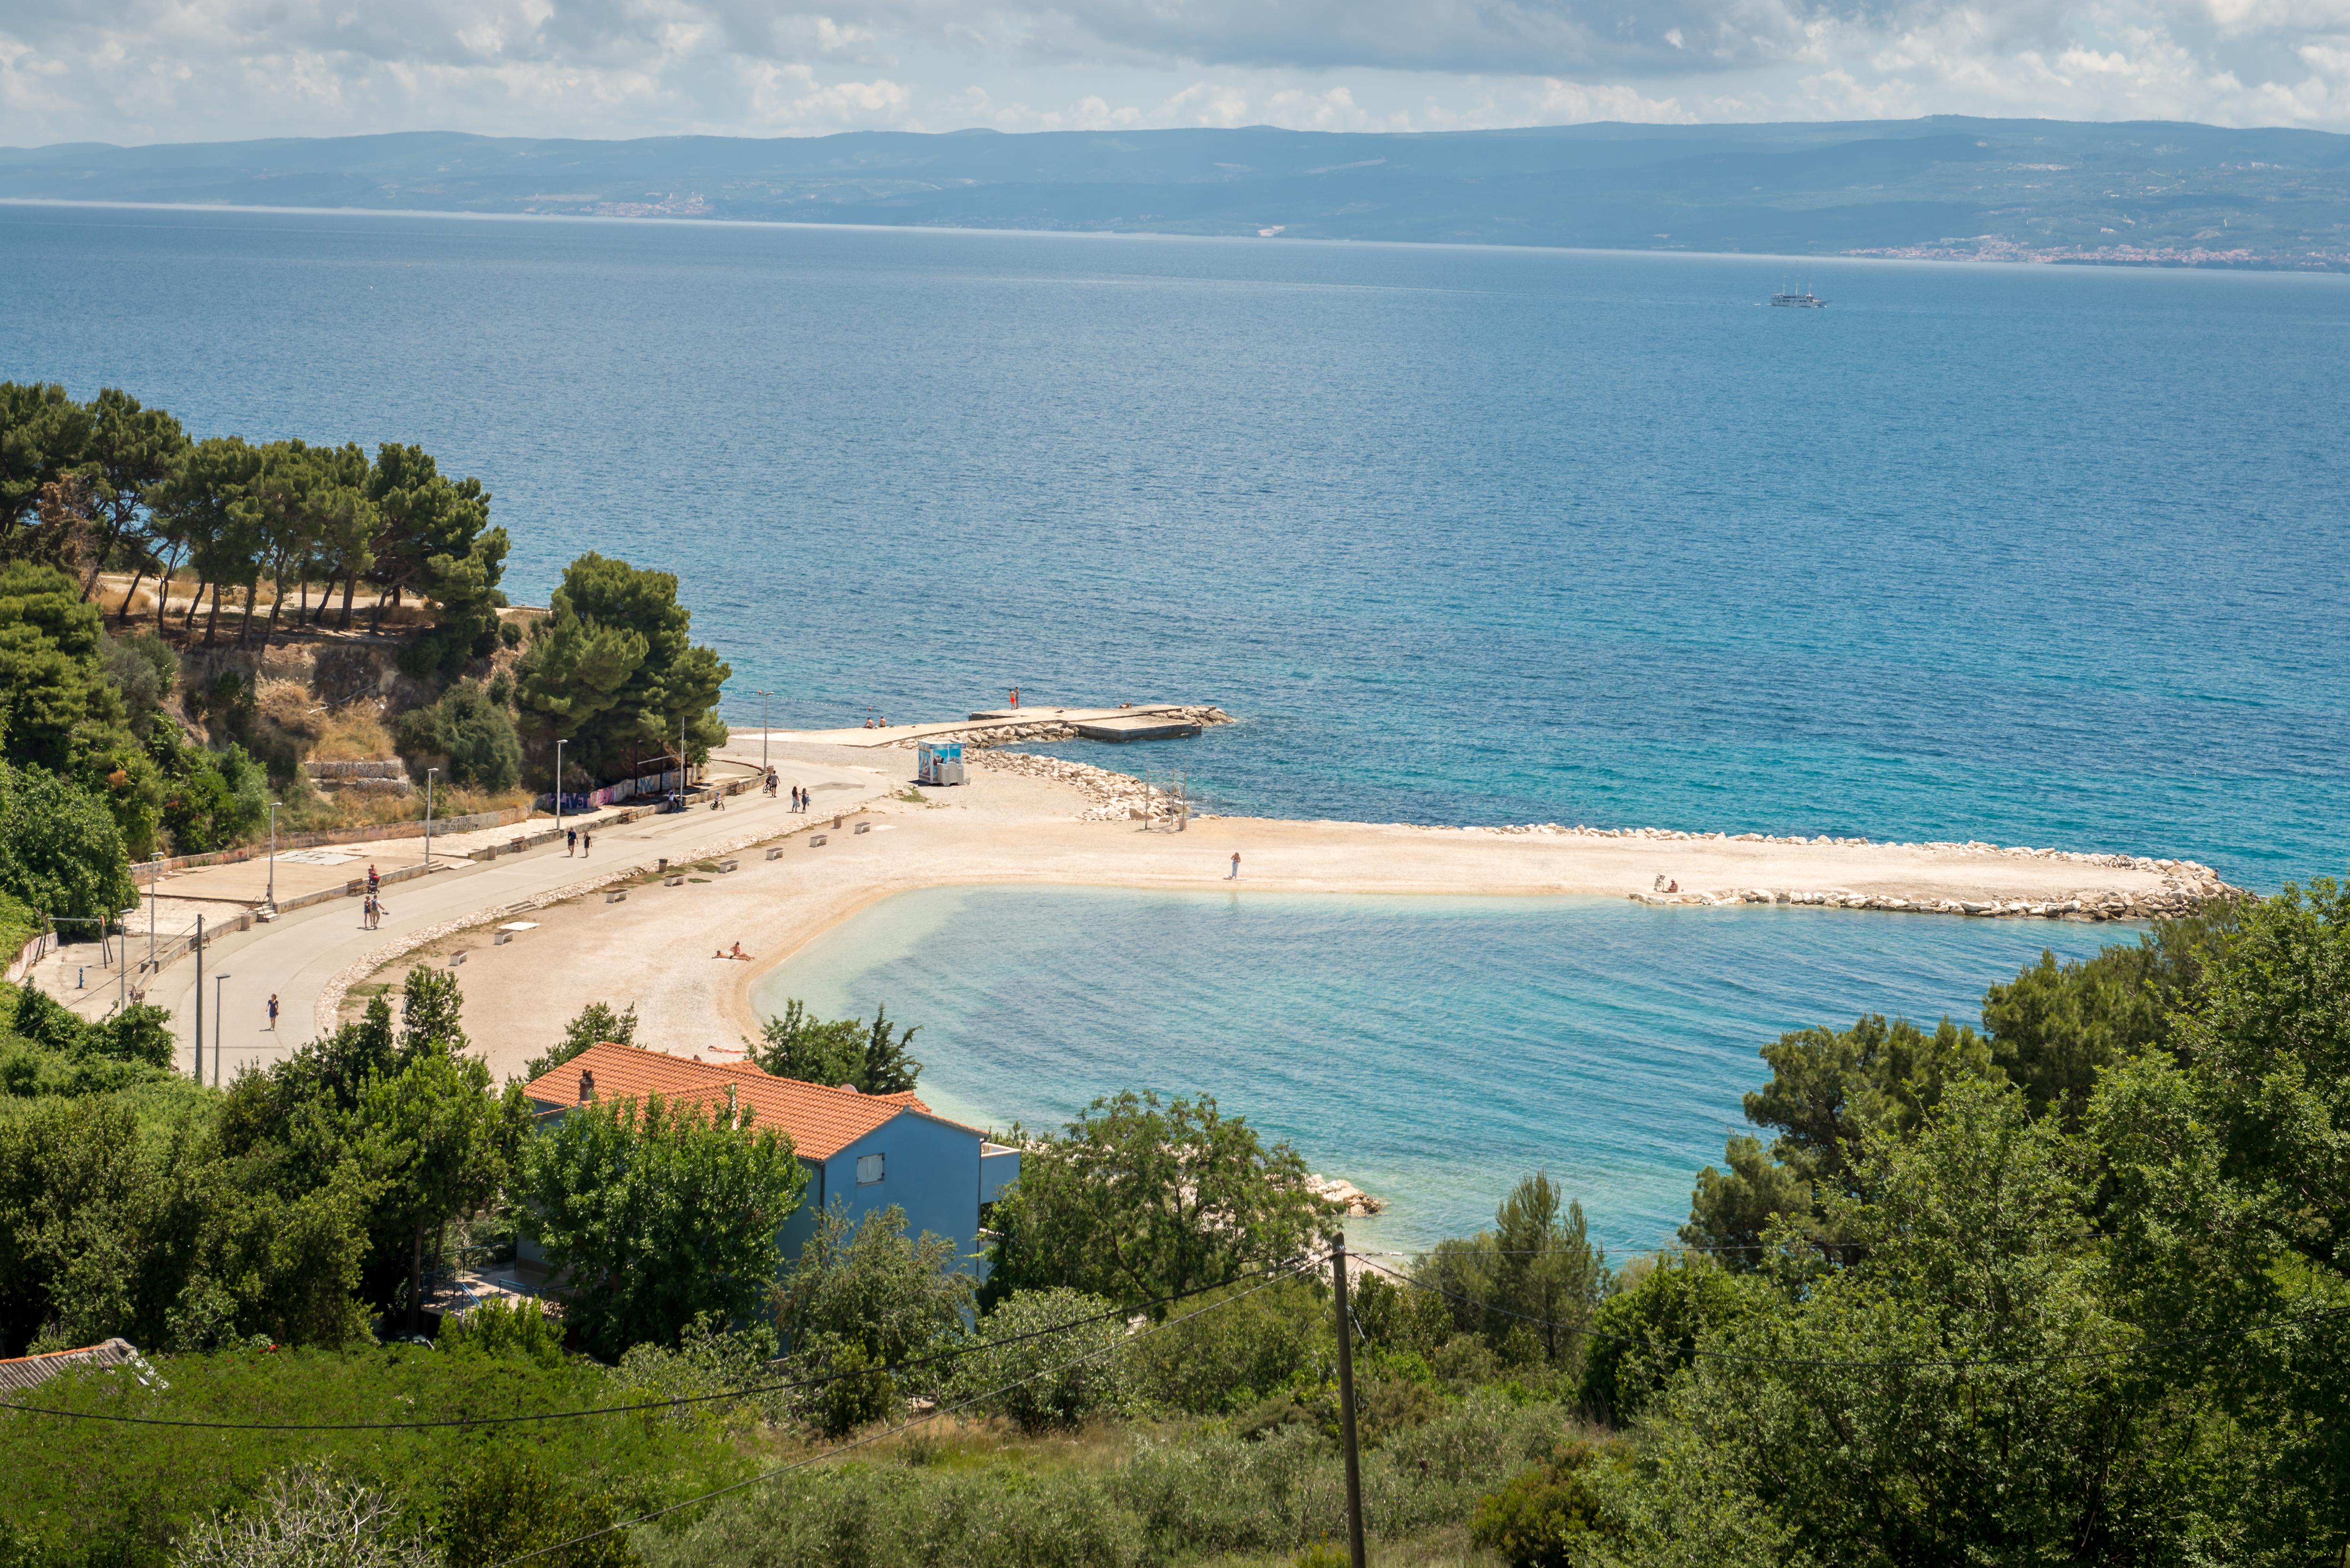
left=730, top=943, right=750, bottom=960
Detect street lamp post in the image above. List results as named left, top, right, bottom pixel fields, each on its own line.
left=554, top=738, right=566, bottom=847
left=424, top=768, right=438, bottom=869
left=147, top=852, right=160, bottom=969
left=212, top=972, right=231, bottom=1089
left=754, top=689, right=771, bottom=777
left=266, top=801, right=279, bottom=912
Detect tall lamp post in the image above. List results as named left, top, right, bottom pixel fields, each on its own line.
left=553, top=738, right=566, bottom=845
left=754, top=689, right=771, bottom=777
left=424, top=767, right=438, bottom=869
left=211, top=972, right=231, bottom=1089
left=265, top=801, right=279, bottom=912
left=147, top=852, right=161, bottom=969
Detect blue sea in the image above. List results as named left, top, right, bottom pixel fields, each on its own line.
left=7, top=203, right=2345, bottom=1246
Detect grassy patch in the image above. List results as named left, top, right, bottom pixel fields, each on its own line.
left=0, top=1345, right=756, bottom=1565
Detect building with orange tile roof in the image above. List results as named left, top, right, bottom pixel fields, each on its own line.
left=522, top=1042, right=1019, bottom=1276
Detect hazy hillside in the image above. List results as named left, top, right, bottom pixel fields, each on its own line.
left=7, top=117, right=2348, bottom=268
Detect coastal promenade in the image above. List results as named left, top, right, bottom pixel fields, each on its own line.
left=74, top=720, right=2232, bottom=1087
left=133, top=753, right=900, bottom=1083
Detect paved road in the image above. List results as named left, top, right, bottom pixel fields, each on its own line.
left=149, top=753, right=896, bottom=1084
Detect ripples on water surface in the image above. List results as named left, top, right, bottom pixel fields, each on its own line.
left=6, top=207, right=2339, bottom=1238
left=757, top=888, right=2128, bottom=1248
left=3, top=205, right=2345, bottom=884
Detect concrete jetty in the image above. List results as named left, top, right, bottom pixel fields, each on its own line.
left=771, top=704, right=1230, bottom=749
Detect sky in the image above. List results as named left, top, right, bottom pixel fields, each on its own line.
left=4, top=0, right=2350, bottom=147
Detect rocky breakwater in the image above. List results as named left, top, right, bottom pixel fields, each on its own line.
left=904, top=705, right=1232, bottom=749
left=1439, top=823, right=2236, bottom=921
left=970, top=749, right=1196, bottom=823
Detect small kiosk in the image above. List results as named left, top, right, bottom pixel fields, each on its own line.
left=916, top=741, right=966, bottom=787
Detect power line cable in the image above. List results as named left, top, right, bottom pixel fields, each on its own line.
left=0, top=1262, right=1304, bottom=1431
left=491, top=1261, right=1314, bottom=1567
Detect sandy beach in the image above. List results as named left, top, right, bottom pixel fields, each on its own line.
left=334, top=730, right=2235, bottom=1084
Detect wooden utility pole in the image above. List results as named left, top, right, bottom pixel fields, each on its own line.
left=1332, top=1232, right=1368, bottom=1568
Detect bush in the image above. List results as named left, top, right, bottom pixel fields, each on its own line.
left=1469, top=1440, right=1615, bottom=1567
left=439, top=1295, right=565, bottom=1367
left=950, top=1287, right=1131, bottom=1432
left=396, top=682, right=521, bottom=793
left=0, top=759, right=137, bottom=922
left=775, top=1201, right=972, bottom=1434
left=437, top=1445, right=641, bottom=1568
left=1127, top=1276, right=1330, bottom=1415
left=1578, top=1252, right=1752, bottom=1423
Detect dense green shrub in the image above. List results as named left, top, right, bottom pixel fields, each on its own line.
left=0, top=760, right=138, bottom=923
left=396, top=681, right=522, bottom=792
left=1469, top=1440, right=1615, bottom=1566
left=775, top=1200, right=971, bottom=1434
left=1126, top=1276, right=1330, bottom=1416
left=949, top=1287, right=1131, bottom=1432
left=985, top=1092, right=1334, bottom=1310
left=1576, top=1253, right=1752, bottom=1423
left=439, top=1294, right=565, bottom=1367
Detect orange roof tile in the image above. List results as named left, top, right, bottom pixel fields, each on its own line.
left=524, top=1041, right=979, bottom=1161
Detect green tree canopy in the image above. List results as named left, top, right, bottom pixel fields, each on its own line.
left=367, top=444, right=507, bottom=678
left=0, top=382, right=92, bottom=541
left=1421, top=1172, right=1606, bottom=1372
left=753, top=999, right=922, bottom=1094
left=78, top=388, right=189, bottom=608
left=984, top=1090, right=1335, bottom=1309
left=513, top=553, right=728, bottom=786
left=0, top=758, right=137, bottom=924
left=520, top=1091, right=807, bottom=1360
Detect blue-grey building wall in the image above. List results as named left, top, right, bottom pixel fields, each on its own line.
left=776, top=1111, right=989, bottom=1272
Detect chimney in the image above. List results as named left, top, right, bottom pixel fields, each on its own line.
left=578, top=1069, right=596, bottom=1103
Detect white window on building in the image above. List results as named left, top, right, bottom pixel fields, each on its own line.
left=856, top=1152, right=885, bottom=1186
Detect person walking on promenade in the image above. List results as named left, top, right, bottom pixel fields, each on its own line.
left=267, top=993, right=279, bottom=1031
left=367, top=864, right=380, bottom=896
left=1228, top=851, right=1241, bottom=880
left=567, top=828, right=578, bottom=857
left=582, top=832, right=592, bottom=858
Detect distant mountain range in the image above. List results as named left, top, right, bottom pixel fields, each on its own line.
left=8, top=117, right=2349, bottom=269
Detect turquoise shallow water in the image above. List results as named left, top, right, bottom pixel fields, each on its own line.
left=754, top=887, right=2127, bottom=1250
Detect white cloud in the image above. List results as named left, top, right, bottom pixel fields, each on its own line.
left=4, top=0, right=2350, bottom=146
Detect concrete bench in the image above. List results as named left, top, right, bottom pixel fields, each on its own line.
left=766, top=846, right=784, bottom=860
left=664, top=874, right=684, bottom=887
left=718, top=859, right=738, bottom=873
left=810, top=835, right=827, bottom=847
left=606, top=890, right=627, bottom=904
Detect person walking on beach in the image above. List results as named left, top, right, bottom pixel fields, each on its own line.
left=267, top=993, right=279, bottom=1031
left=567, top=828, right=578, bottom=857
left=1228, top=851, right=1241, bottom=880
